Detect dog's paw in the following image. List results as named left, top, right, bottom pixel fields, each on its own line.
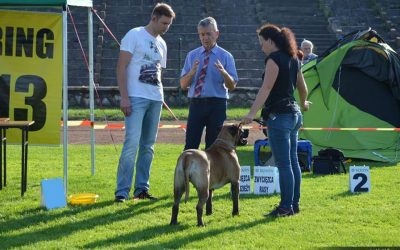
left=232, top=211, right=239, bottom=216
left=170, top=220, right=178, bottom=226
left=197, top=222, right=205, bottom=227
left=206, top=211, right=213, bottom=216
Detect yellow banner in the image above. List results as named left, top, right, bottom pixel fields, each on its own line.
left=0, top=10, right=62, bottom=144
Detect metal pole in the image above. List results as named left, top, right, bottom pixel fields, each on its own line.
left=62, top=7, right=69, bottom=195
left=88, top=8, right=95, bottom=175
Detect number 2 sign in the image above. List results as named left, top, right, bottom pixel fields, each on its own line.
left=349, top=166, right=371, bottom=193
left=0, top=10, right=63, bottom=144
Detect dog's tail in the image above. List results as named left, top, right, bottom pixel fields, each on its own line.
left=175, top=152, right=191, bottom=204
left=182, top=153, right=191, bottom=203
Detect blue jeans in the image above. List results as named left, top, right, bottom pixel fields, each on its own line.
left=115, top=97, right=162, bottom=198
left=266, top=111, right=303, bottom=209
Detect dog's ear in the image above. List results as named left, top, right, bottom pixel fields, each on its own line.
left=228, top=125, right=239, bottom=136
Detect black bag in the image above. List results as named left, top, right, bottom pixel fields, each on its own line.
left=312, top=148, right=346, bottom=175
left=298, top=151, right=311, bottom=172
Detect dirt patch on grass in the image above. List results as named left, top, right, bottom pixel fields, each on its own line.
left=65, top=120, right=266, bottom=146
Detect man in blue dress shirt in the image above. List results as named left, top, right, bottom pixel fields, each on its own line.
left=180, top=17, right=239, bottom=150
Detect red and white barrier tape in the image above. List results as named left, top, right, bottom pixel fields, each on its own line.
left=61, top=120, right=400, bottom=131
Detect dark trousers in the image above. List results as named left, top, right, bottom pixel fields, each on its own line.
left=184, top=98, right=227, bottom=150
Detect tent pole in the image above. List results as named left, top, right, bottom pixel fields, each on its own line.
left=88, top=8, right=96, bottom=175
left=62, top=7, right=69, bottom=195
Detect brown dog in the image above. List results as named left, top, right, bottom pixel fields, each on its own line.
left=170, top=124, right=248, bottom=226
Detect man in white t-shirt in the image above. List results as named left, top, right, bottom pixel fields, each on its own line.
left=114, top=3, right=175, bottom=203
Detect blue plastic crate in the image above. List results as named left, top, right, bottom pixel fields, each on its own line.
left=254, top=139, right=312, bottom=172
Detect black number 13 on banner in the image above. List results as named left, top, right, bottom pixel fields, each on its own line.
left=0, top=74, right=47, bottom=131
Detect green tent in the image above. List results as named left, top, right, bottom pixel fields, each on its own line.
left=299, top=28, right=400, bottom=162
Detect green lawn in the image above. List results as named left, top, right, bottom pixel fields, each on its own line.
left=0, top=144, right=399, bottom=249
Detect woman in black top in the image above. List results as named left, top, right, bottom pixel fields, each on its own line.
left=242, top=24, right=310, bottom=217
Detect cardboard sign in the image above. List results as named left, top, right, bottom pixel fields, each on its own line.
left=274, top=167, right=280, bottom=194
left=239, top=166, right=251, bottom=194
left=349, top=166, right=371, bottom=193
left=40, top=178, right=67, bottom=210
left=254, top=166, right=278, bottom=195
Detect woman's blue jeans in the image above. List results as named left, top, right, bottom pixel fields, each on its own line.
left=266, top=111, right=303, bottom=209
left=115, top=97, right=162, bottom=199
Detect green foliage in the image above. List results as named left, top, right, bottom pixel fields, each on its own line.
left=0, top=144, right=399, bottom=248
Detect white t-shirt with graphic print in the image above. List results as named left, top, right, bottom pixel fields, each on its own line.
left=120, top=26, right=167, bottom=101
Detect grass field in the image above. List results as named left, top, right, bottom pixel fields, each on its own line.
left=0, top=144, right=399, bottom=249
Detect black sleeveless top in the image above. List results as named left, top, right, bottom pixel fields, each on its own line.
left=263, top=50, right=301, bottom=113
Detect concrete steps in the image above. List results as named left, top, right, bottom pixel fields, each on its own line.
left=255, top=0, right=336, bottom=55
left=71, top=0, right=396, bottom=89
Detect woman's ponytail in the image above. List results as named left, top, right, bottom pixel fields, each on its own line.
left=281, top=27, right=298, bottom=58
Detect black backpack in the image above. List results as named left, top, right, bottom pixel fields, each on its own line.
left=312, top=148, right=347, bottom=175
